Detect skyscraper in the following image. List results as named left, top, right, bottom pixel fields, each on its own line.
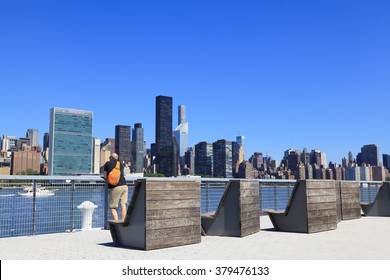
left=194, top=142, right=213, bottom=176
left=132, top=123, right=145, bottom=173
left=213, top=139, right=233, bottom=178
left=357, top=144, right=379, bottom=167
left=26, top=129, right=39, bottom=148
left=174, top=105, right=189, bottom=157
left=43, top=133, right=50, bottom=151
left=236, top=135, right=245, bottom=160
left=48, top=108, right=93, bottom=175
left=155, top=95, right=177, bottom=177
left=383, top=154, right=390, bottom=170
left=115, top=125, right=131, bottom=165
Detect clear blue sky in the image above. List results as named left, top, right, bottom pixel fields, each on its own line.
left=0, top=0, right=389, bottom=164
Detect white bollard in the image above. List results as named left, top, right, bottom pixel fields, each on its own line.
left=77, top=201, right=98, bottom=231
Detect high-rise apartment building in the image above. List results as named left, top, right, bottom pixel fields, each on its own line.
left=194, top=142, right=213, bottom=176
left=155, top=95, right=177, bottom=177
left=383, top=154, right=390, bottom=170
left=48, top=108, right=93, bottom=175
left=115, top=125, right=131, bottom=165
left=213, top=139, right=233, bottom=178
left=26, top=129, right=39, bottom=148
left=236, top=135, right=245, bottom=160
left=132, top=123, right=145, bottom=173
left=357, top=144, right=379, bottom=167
left=174, top=105, right=189, bottom=157
left=184, top=147, right=195, bottom=175
left=100, top=138, right=114, bottom=170
left=1, top=135, right=17, bottom=158
left=93, top=138, right=101, bottom=174
left=43, top=133, right=50, bottom=151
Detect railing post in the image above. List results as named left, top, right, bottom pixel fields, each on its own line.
left=104, top=180, right=109, bottom=230
left=32, top=180, right=37, bottom=235
left=205, top=182, right=210, bottom=213
left=368, top=183, right=372, bottom=203
left=274, top=183, right=278, bottom=210
left=70, top=180, right=76, bottom=232
left=259, top=182, right=263, bottom=215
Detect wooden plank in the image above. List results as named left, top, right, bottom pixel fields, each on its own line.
left=308, top=223, right=337, bottom=233
left=146, top=234, right=201, bottom=250
left=307, top=209, right=337, bottom=219
left=146, top=217, right=200, bottom=230
left=146, top=208, right=200, bottom=220
left=308, top=216, right=337, bottom=227
left=307, top=202, right=336, bottom=211
left=147, top=199, right=201, bottom=210
left=241, top=203, right=260, bottom=213
left=241, top=216, right=260, bottom=229
left=241, top=224, right=260, bottom=237
left=146, top=190, right=200, bottom=201
left=147, top=181, right=200, bottom=191
left=307, top=188, right=336, bottom=196
left=240, top=196, right=259, bottom=205
left=307, top=195, right=336, bottom=204
left=306, top=181, right=335, bottom=189
left=342, top=209, right=361, bottom=220
left=146, top=225, right=200, bottom=240
left=341, top=203, right=360, bottom=210
left=240, top=189, right=259, bottom=197
left=341, top=194, right=360, bottom=201
left=240, top=210, right=260, bottom=221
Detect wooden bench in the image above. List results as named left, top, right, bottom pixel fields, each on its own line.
left=361, top=182, right=390, bottom=217
left=265, top=180, right=337, bottom=233
left=109, top=178, right=201, bottom=250
left=335, top=181, right=361, bottom=222
left=201, top=179, right=260, bottom=237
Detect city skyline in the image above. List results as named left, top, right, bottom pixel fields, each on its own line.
left=1, top=1, right=389, bottom=164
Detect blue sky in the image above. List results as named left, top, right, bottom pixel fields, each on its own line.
left=0, top=0, right=389, bottom=164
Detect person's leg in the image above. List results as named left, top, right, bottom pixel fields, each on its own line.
left=110, top=208, right=119, bottom=220
left=120, top=203, right=127, bottom=220
left=119, top=185, right=129, bottom=220
left=109, top=188, right=121, bottom=220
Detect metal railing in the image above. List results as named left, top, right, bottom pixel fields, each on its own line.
left=0, top=176, right=383, bottom=237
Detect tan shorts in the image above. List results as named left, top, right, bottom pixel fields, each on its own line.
left=109, top=185, right=128, bottom=208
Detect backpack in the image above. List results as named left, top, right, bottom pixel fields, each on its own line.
left=108, top=161, right=121, bottom=186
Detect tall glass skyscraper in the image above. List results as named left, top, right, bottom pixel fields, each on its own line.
left=115, top=125, right=131, bottom=165
left=174, top=105, right=189, bottom=157
left=156, top=95, right=177, bottom=177
left=132, top=123, right=145, bottom=173
left=194, top=142, right=213, bottom=176
left=213, top=139, right=233, bottom=178
left=48, top=108, right=93, bottom=175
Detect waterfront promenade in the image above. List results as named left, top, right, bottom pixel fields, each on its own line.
left=1, top=215, right=389, bottom=260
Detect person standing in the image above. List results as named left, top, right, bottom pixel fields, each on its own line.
left=103, top=153, right=128, bottom=220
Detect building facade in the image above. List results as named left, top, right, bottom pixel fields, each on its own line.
left=115, top=125, right=131, bottom=165
left=26, top=129, right=39, bottom=148
left=48, top=108, right=93, bottom=175
left=132, top=123, right=145, bottom=173
left=174, top=105, right=189, bottom=157
left=11, top=147, right=41, bottom=175
left=155, top=95, right=177, bottom=177
left=357, top=144, right=379, bottom=167
left=194, top=142, right=213, bottom=176
left=213, top=139, right=233, bottom=178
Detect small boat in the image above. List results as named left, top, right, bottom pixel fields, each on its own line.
left=18, top=187, right=55, bottom=197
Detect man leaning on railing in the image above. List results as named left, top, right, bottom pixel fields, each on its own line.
left=103, top=153, right=128, bottom=220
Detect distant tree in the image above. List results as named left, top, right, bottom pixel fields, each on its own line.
left=17, top=169, right=39, bottom=175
